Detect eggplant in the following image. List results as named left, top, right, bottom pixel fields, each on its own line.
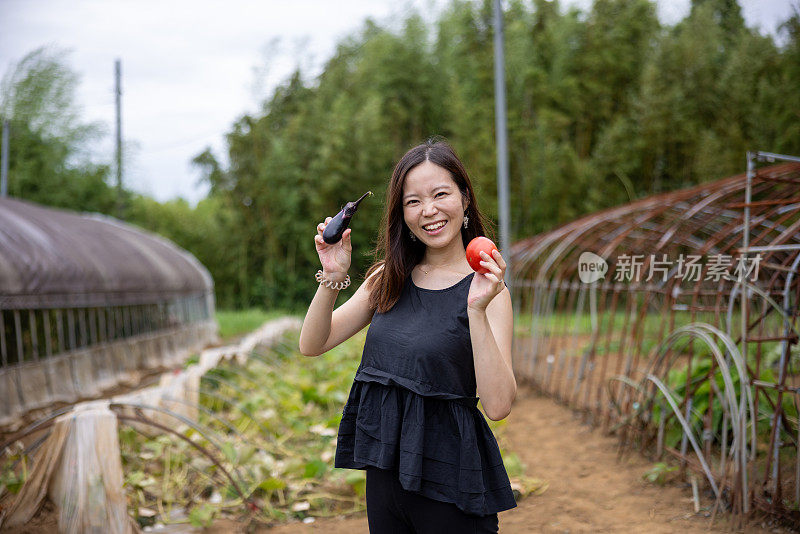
left=322, top=191, right=372, bottom=244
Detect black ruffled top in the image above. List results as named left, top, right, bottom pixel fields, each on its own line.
left=334, top=272, right=517, bottom=517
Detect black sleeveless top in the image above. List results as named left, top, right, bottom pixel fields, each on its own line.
left=334, top=272, right=517, bottom=517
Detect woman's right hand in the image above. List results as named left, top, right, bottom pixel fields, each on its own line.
left=314, top=217, right=352, bottom=279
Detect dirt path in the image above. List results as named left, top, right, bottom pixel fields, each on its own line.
left=265, top=386, right=786, bottom=533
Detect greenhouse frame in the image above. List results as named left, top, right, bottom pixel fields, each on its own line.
left=0, top=197, right=217, bottom=429
left=509, top=154, right=800, bottom=524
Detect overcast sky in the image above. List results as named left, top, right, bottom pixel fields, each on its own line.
left=0, top=0, right=795, bottom=205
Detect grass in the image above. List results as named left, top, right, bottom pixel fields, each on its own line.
left=514, top=310, right=790, bottom=365
left=215, top=309, right=298, bottom=341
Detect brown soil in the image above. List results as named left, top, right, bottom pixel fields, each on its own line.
left=258, top=386, right=790, bottom=534
left=0, top=499, right=59, bottom=533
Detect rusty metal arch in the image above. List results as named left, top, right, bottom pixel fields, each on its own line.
left=510, top=158, right=800, bottom=525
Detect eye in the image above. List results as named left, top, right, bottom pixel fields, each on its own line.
left=435, top=192, right=448, bottom=198
left=405, top=199, right=418, bottom=206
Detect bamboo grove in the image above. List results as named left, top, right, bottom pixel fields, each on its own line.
left=2, top=0, right=799, bottom=311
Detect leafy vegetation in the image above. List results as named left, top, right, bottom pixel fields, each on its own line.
left=0, top=442, right=28, bottom=497
left=652, top=349, right=800, bottom=453
left=116, top=328, right=541, bottom=528
left=642, top=462, right=678, bottom=485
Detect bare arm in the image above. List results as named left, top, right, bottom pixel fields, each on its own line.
left=467, top=248, right=516, bottom=420
left=469, top=288, right=515, bottom=420
left=298, top=217, right=380, bottom=357
left=299, top=267, right=379, bottom=357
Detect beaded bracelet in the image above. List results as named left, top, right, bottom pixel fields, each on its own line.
left=315, top=270, right=351, bottom=290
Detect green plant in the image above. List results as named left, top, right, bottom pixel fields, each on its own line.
left=642, top=462, right=678, bottom=485
left=112, top=326, right=537, bottom=528
left=188, top=503, right=217, bottom=527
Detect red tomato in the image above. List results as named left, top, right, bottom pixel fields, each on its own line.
left=466, top=236, right=498, bottom=274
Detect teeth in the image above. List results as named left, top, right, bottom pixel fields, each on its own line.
left=423, top=221, right=446, bottom=231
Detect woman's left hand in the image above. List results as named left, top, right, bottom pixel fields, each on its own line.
left=467, top=249, right=507, bottom=312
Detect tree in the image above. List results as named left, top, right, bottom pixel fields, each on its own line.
left=0, top=46, right=115, bottom=213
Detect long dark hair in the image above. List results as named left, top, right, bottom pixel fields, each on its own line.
left=365, top=138, right=494, bottom=313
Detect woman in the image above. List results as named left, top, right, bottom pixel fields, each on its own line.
left=299, top=139, right=517, bottom=533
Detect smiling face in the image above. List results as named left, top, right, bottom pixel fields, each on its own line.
left=402, top=160, right=468, bottom=249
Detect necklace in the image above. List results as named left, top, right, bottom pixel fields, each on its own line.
left=416, top=262, right=466, bottom=276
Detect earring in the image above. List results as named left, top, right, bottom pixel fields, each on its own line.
left=409, top=230, right=417, bottom=241
left=463, top=213, right=469, bottom=229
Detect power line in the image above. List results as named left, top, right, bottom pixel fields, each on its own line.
left=115, top=58, right=123, bottom=220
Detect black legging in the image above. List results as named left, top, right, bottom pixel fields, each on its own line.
left=365, top=466, right=499, bottom=533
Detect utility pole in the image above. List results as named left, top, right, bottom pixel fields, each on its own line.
left=115, top=59, right=123, bottom=219
left=1, top=120, right=8, bottom=197
left=493, top=0, right=511, bottom=289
